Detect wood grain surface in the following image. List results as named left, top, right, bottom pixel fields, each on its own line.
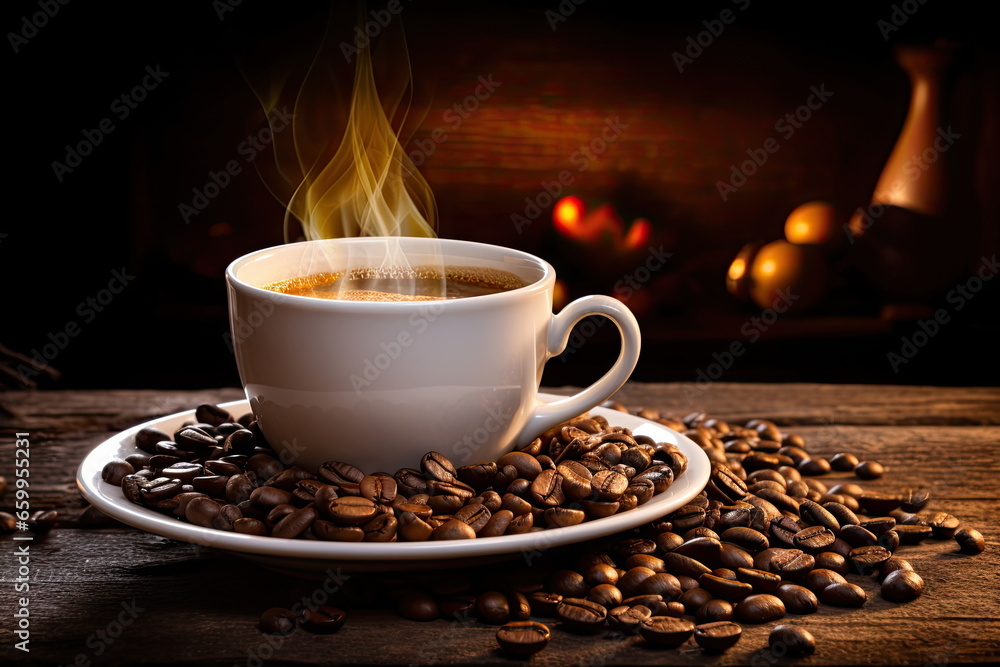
left=1, top=383, right=998, bottom=666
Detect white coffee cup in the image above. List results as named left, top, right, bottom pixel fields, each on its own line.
left=226, top=237, right=640, bottom=473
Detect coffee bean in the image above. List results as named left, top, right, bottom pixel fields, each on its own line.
left=234, top=518, right=268, bottom=536
left=773, top=583, right=818, bottom=615
left=805, top=568, right=847, bottom=594
left=955, top=527, right=986, bottom=554
left=259, top=607, right=296, bottom=635
left=721, top=527, right=769, bottom=554
left=557, top=598, right=607, bottom=631
left=840, top=524, right=879, bottom=548
left=699, top=574, right=753, bottom=603
left=679, top=587, right=713, bottom=614
left=798, top=458, right=831, bottom=476
left=591, top=469, right=629, bottom=501
left=769, top=549, right=815, bottom=579
left=664, top=551, right=714, bottom=579
left=799, top=499, right=840, bottom=532
left=528, top=592, right=562, bottom=617
left=496, top=621, right=550, bottom=656
left=735, top=567, right=782, bottom=592
left=793, top=525, right=836, bottom=553
left=479, top=509, right=514, bottom=537
left=529, top=469, right=566, bottom=507
left=829, top=452, right=860, bottom=472
left=588, top=584, right=623, bottom=608
left=636, top=616, right=695, bottom=647
left=694, top=620, right=742, bottom=653
left=27, top=510, right=58, bottom=534
left=547, top=569, right=589, bottom=598
left=431, top=518, right=476, bottom=540
left=822, top=501, right=859, bottom=528
left=849, top=545, right=892, bottom=574
left=213, top=504, right=242, bottom=531
left=416, top=451, right=455, bottom=484
left=456, top=462, right=498, bottom=492
left=0, top=512, right=17, bottom=534
left=695, top=599, right=734, bottom=623
left=769, top=516, right=801, bottom=547
left=820, top=582, right=867, bottom=607
left=655, top=531, right=684, bottom=553
left=102, top=460, right=135, bottom=486
left=927, top=512, right=961, bottom=539
left=769, top=624, right=816, bottom=656
left=637, top=573, right=682, bottom=600
left=893, top=524, right=933, bottom=544
left=881, top=569, right=924, bottom=603
left=814, top=552, right=849, bottom=574
left=222, top=429, right=256, bottom=456
left=706, top=462, right=747, bottom=504
left=497, top=451, right=543, bottom=481
left=300, top=605, right=346, bottom=634
left=319, top=461, right=364, bottom=486
left=608, top=604, right=652, bottom=632
left=327, top=496, right=377, bottom=525
left=734, top=593, right=785, bottom=623
left=855, top=460, right=884, bottom=480
left=397, top=590, right=439, bottom=621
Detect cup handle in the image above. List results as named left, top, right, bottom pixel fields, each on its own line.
left=517, top=295, right=641, bottom=446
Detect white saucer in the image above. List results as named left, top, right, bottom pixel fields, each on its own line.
left=77, top=395, right=709, bottom=573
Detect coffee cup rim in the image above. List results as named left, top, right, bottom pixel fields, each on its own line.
left=226, top=237, right=555, bottom=309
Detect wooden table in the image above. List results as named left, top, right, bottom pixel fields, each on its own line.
left=2, top=383, right=999, bottom=666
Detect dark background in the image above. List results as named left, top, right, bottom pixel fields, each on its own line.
left=3, top=0, right=998, bottom=391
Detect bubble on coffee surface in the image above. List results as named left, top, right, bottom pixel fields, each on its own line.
left=263, top=266, right=527, bottom=301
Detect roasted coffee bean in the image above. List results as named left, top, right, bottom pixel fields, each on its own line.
left=102, top=460, right=135, bottom=486
left=793, top=525, right=836, bottom=553
left=822, top=501, right=859, bottom=528
left=706, top=462, right=747, bottom=504
left=880, top=569, right=924, bottom=603
left=798, top=458, right=832, bottom=476
left=430, top=518, right=476, bottom=540
left=899, top=487, right=931, bottom=513
left=259, top=607, right=297, bottom=635
left=234, top=517, right=268, bottom=536
left=271, top=506, right=318, bottom=539
left=798, top=499, right=840, bottom=532
left=134, top=427, right=171, bottom=454
left=327, top=496, right=377, bottom=525
left=699, top=574, right=753, bottom=603
left=547, top=570, right=589, bottom=598
left=814, top=552, right=849, bottom=574
left=557, top=598, right=607, bottom=631
left=300, top=606, right=346, bottom=634
left=639, top=616, right=695, bottom=647
left=213, top=504, right=242, bottom=531
left=357, top=475, right=396, bottom=504
left=655, top=531, right=684, bottom=553
left=773, top=583, right=818, bottom=615
left=955, top=527, right=986, bottom=554
left=478, top=509, right=514, bottom=537
left=318, top=461, right=363, bottom=486
left=496, top=621, right=550, bottom=656
left=452, top=503, right=491, bottom=533
left=927, top=512, right=961, bottom=539
left=26, top=510, right=58, bottom=534
left=397, top=590, right=440, bottom=621
left=721, top=527, right=769, bottom=554
left=695, top=599, right=734, bottom=623
left=205, top=459, right=243, bottom=477
left=840, top=524, right=879, bottom=548
left=805, top=568, right=847, bottom=594
left=608, top=604, right=652, bottom=632
left=0, top=512, right=17, bottom=534
left=769, top=515, right=802, bottom=547
left=735, top=567, right=782, bottom=593
left=142, top=478, right=184, bottom=503
left=528, top=592, right=562, bottom=617
left=456, top=462, right=498, bottom=492
left=637, top=573, right=682, bottom=600
left=532, top=505, right=581, bottom=529
left=528, top=469, right=565, bottom=507
left=769, top=549, right=814, bottom=579
left=588, top=584, right=623, bottom=609
left=754, top=488, right=800, bottom=515
left=820, top=582, right=867, bottom=607
left=769, top=624, right=816, bottom=656
left=893, top=524, right=933, bottom=544
left=591, top=469, right=629, bottom=501
left=670, top=505, right=707, bottom=532
left=679, top=587, right=713, bottom=614
left=632, top=464, right=674, bottom=494
left=695, top=620, right=742, bottom=653
left=506, top=512, right=534, bottom=534
left=849, top=545, right=892, bottom=574
left=617, top=567, right=656, bottom=597
left=584, top=563, right=620, bottom=587
left=735, top=594, right=785, bottom=623
left=175, top=427, right=217, bottom=453
left=250, top=486, right=292, bottom=508
left=418, top=451, right=461, bottom=486
left=497, top=451, right=543, bottom=481
left=222, top=429, right=256, bottom=456
left=664, top=550, right=714, bottom=578
left=855, top=460, right=884, bottom=480
left=829, top=452, right=859, bottom=472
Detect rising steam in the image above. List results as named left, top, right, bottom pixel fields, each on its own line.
left=245, top=7, right=438, bottom=245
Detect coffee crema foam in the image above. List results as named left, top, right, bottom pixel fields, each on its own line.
left=262, top=266, right=528, bottom=302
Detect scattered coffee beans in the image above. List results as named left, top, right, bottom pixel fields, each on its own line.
left=106, top=402, right=988, bottom=659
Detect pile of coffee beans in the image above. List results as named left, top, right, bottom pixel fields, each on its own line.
left=105, top=404, right=688, bottom=542
left=101, top=402, right=987, bottom=657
